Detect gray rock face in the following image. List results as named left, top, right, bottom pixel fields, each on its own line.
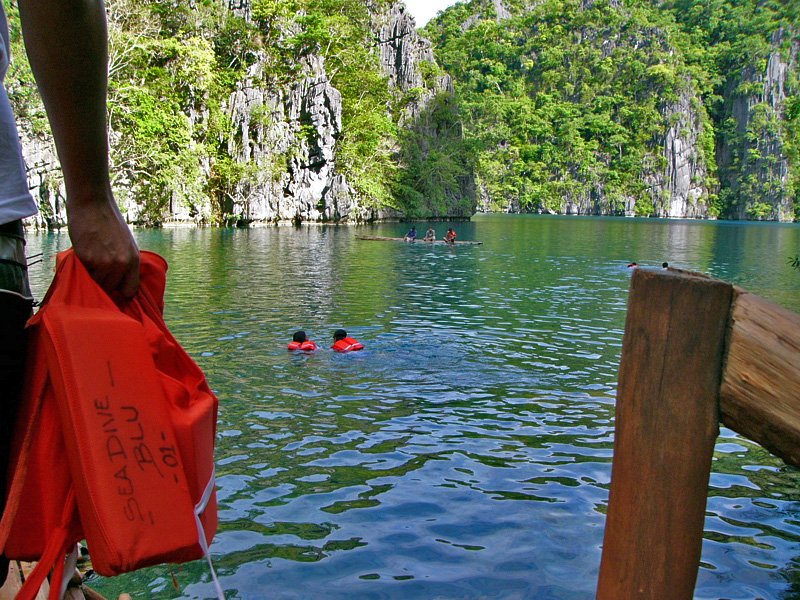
left=372, top=2, right=455, bottom=121
left=375, top=3, right=433, bottom=93
left=718, top=28, right=797, bottom=221
left=372, top=1, right=476, bottom=215
left=455, top=2, right=712, bottom=219
left=492, top=0, right=512, bottom=20
left=225, top=55, right=376, bottom=223
left=645, top=88, right=710, bottom=219
left=218, top=0, right=473, bottom=222
left=20, top=134, right=64, bottom=229
left=513, top=83, right=711, bottom=219
left=226, top=0, right=250, bottom=20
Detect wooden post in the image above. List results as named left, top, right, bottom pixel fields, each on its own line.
left=596, top=268, right=733, bottom=600
left=719, top=289, right=800, bottom=467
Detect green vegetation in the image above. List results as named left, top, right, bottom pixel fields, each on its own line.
left=4, top=0, right=796, bottom=222
left=394, top=90, right=475, bottom=217
left=251, top=0, right=401, bottom=209
left=664, top=0, right=799, bottom=219
left=5, top=0, right=470, bottom=223
left=424, top=0, right=799, bottom=218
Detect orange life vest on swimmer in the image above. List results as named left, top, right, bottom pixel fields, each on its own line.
left=287, top=340, right=318, bottom=352
left=332, top=337, right=364, bottom=353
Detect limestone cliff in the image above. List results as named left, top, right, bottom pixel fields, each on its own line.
left=16, top=0, right=472, bottom=227
left=223, top=55, right=373, bottom=223
left=447, top=0, right=713, bottom=218
left=558, top=84, right=711, bottom=218
left=219, top=0, right=473, bottom=223
left=645, top=88, right=711, bottom=219
left=370, top=2, right=476, bottom=217
left=19, top=135, right=63, bottom=229
left=718, top=28, right=798, bottom=222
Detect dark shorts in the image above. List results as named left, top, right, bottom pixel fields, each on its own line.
left=0, top=220, right=33, bottom=585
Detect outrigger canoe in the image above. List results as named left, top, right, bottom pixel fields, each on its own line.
left=356, top=236, right=482, bottom=246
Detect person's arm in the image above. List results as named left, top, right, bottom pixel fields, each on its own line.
left=18, top=0, right=139, bottom=297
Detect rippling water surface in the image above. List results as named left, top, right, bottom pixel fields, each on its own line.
left=25, top=215, right=800, bottom=599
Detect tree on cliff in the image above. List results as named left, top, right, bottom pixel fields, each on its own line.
left=424, top=0, right=798, bottom=220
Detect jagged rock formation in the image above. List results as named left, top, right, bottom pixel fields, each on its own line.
left=226, top=0, right=250, bottom=20
left=224, top=55, right=376, bottom=223
left=553, top=85, right=711, bottom=219
left=429, top=0, right=720, bottom=219
left=492, top=0, right=512, bottom=20
left=20, top=136, right=64, bottom=229
left=718, top=28, right=798, bottom=221
left=559, top=96, right=712, bottom=219
left=220, top=0, right=472, bottom=223
left=17, top=0, right=471, bottom=227
left=374, top=3, right=434, bottom=95
left=14, top=0, right=795, bottom=225
left=645, top=88, right=710, bottom=219
left=372, top=2, right=476, bottom=217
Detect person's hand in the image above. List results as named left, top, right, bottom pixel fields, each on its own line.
left=66, top=184, right=140, bottom=299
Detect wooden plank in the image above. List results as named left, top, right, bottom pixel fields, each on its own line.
left=719, top=289, right=800, bottom=467
left=597, top=268, right=733, bottom=600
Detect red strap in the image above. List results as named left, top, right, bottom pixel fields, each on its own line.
left=15, top=489, right=77, bottom=600
left=0, top=332, right=78, bottom=600
left=0, top=352, right=48, bottom=552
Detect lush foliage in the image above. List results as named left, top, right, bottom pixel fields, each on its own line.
left=663, top=0, right=799, bottom=219
left=251, top=0, right=403, bottom=209
left=6, top=0, right=470, bottom=223
left=6, top=0, right=796, bottom=222
left=392, top=87, right=475, bottom=217
left=425, top=0, right=799, bottom=218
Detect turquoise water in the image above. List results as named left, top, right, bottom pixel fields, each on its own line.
left=25, top=215, right=800, bottom=599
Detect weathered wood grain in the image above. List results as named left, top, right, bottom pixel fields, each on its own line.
left=596, top=268, right=733, bottom=600
left=719, top=288, right=800, bottom=467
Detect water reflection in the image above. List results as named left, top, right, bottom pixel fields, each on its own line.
left=23, top=216, right=800, bottom=599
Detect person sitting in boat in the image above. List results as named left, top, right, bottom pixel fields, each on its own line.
left=331, top=329, right=364, bottom=353
left=423, top=227, right=436, bottom=241
left=404, top=226, right=417, bottom=242
left=288, top=330, right=318, bottom=352
left=444, top=228, right=457, bottom=244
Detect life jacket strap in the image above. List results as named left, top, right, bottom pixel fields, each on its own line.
left=194, top=467, right=224, bottom=600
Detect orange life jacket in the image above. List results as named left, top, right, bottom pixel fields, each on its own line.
left=287, top=340, right=318, bottom=352
left=331, top=337, right=364, bottom=352
left=0, top=250, right=221, bottom=600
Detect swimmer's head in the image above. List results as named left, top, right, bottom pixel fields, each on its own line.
left=333, top=329, right=347, bottom=341
left=293, top=330, right=307, bottom=343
